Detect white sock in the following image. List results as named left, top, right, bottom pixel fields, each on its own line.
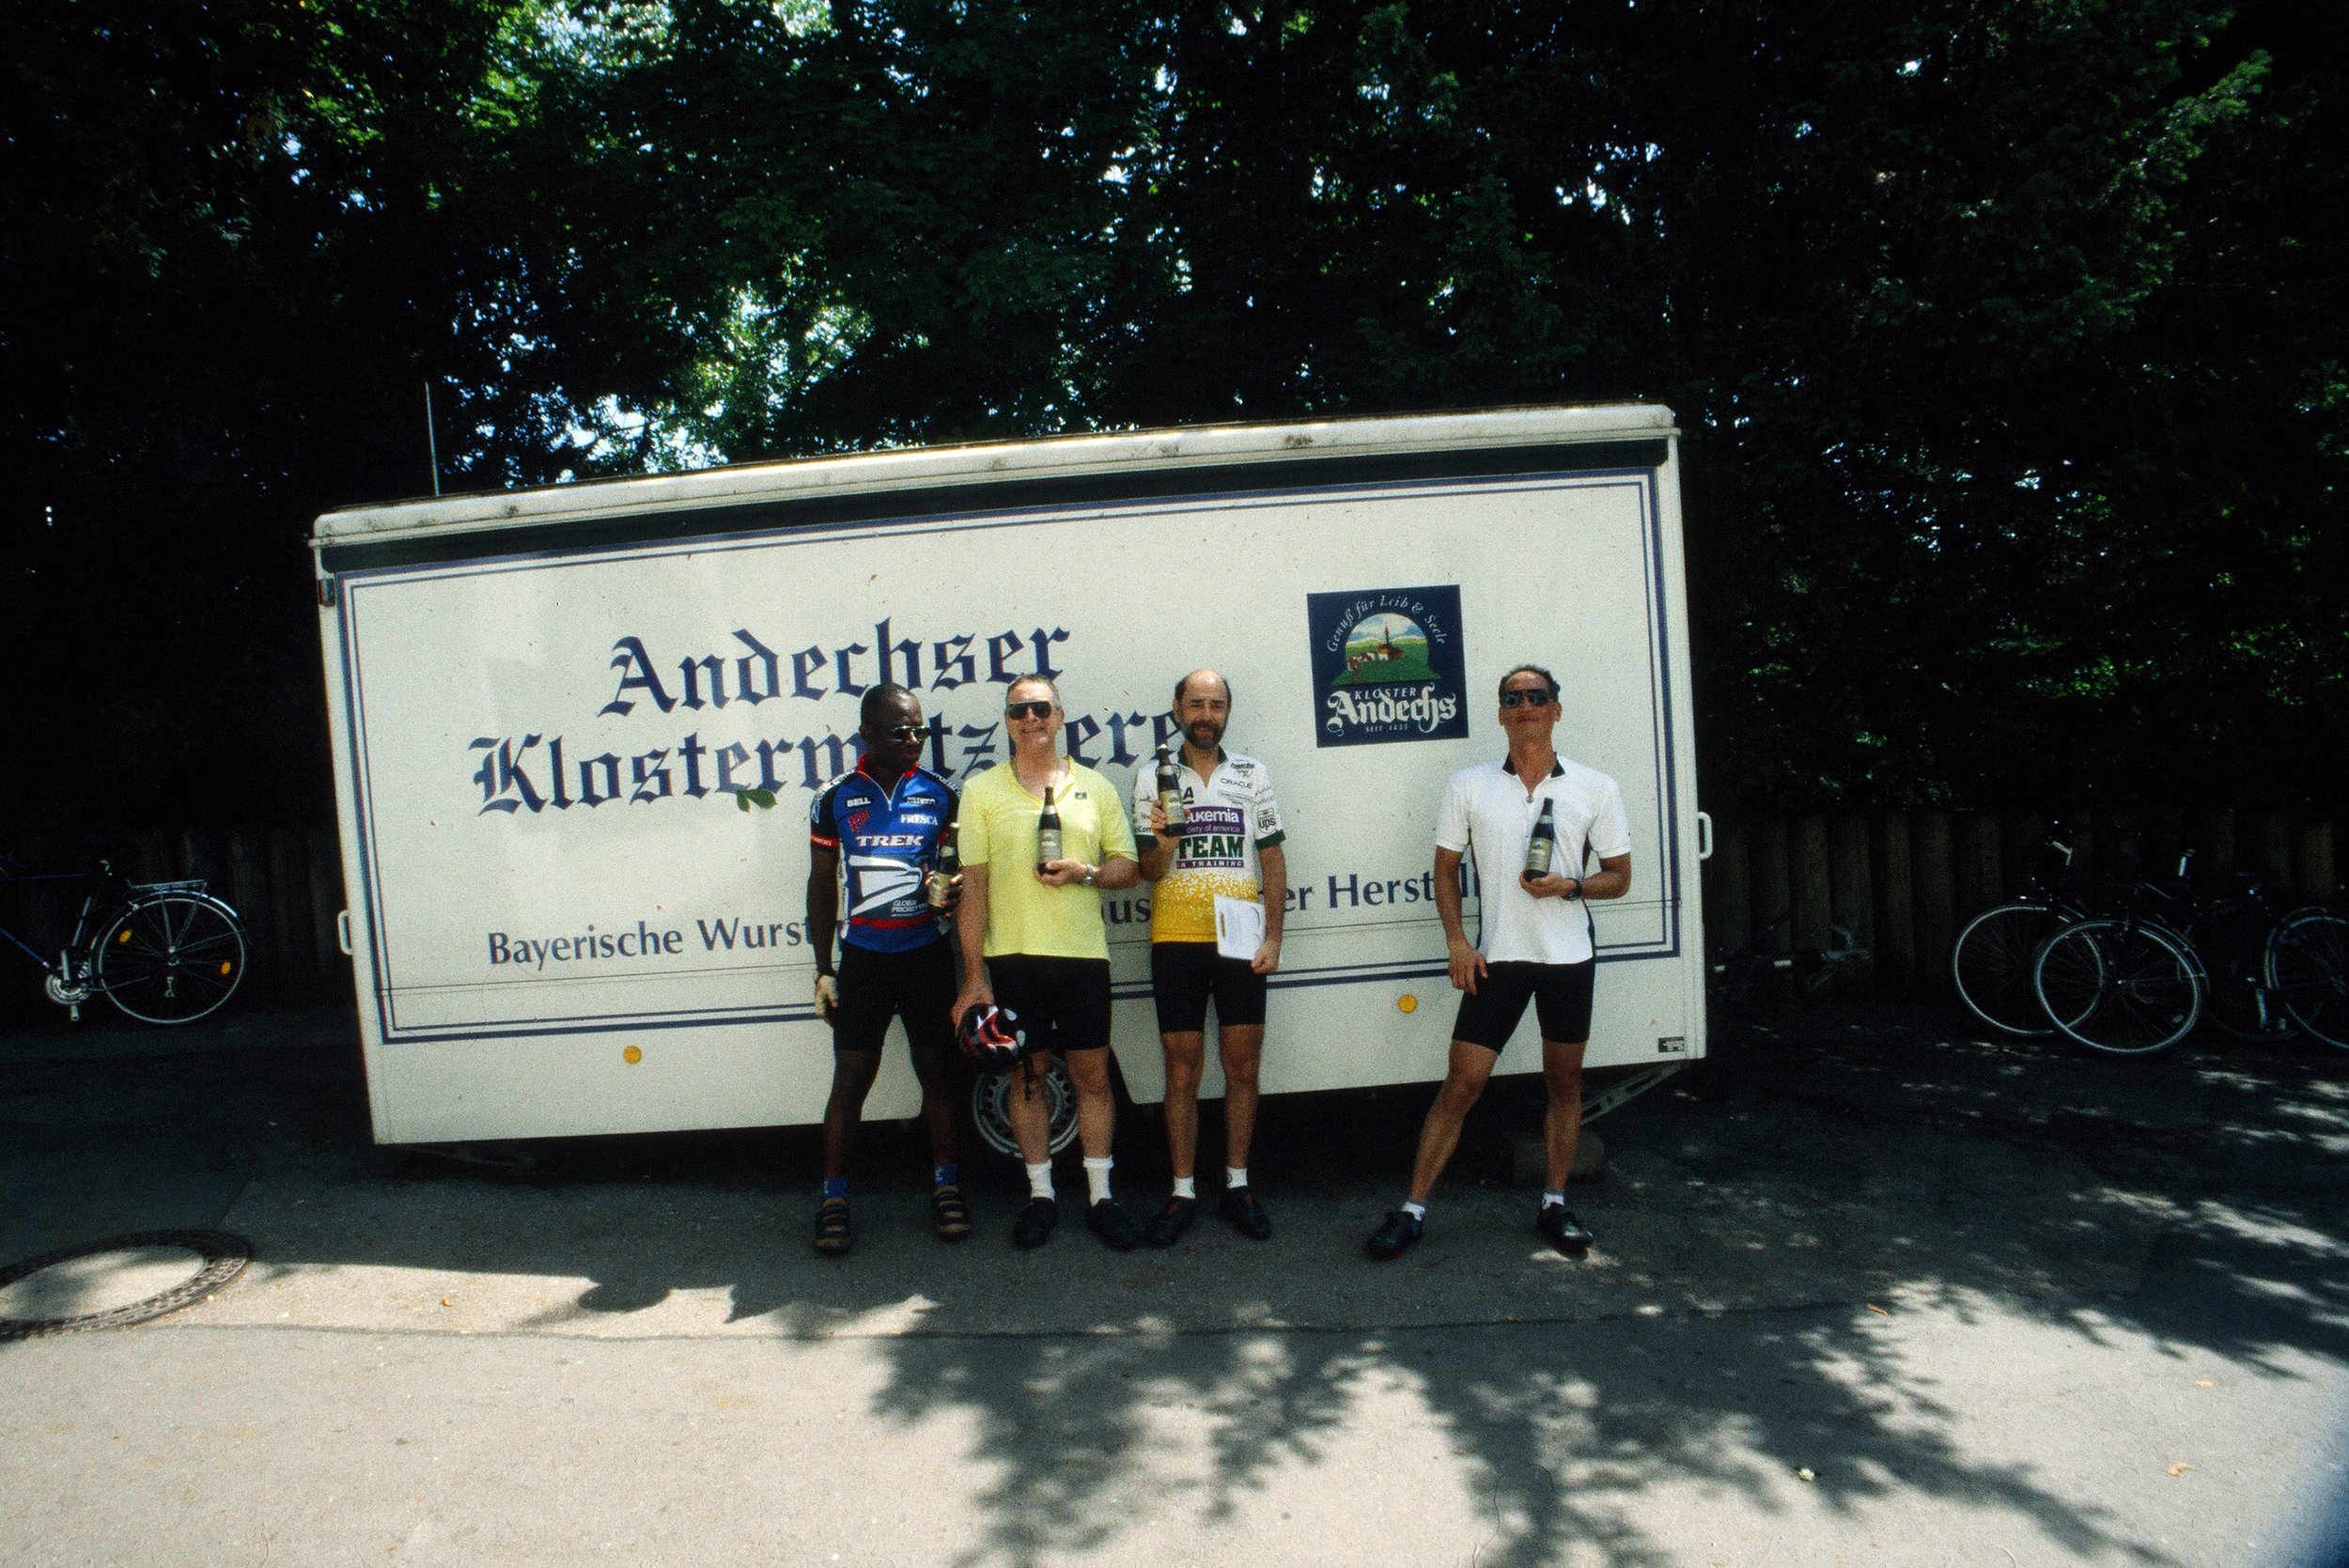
left=1542, top=1190, right=1566, bottom=1209
left=1401, top=1200, right=1427, bottom=1221
left=1226, top=1167, right=1249, bottom=1190
left=1083, top=1157, right=1113, bottom=1205
left=1026, top=1161, right=1055, bottom=1202
left=1172, top=1175, right=1196, bottom=1201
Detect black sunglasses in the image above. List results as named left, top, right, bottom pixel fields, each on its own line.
left=1004, top=700, right=1055, bottom=720
left=1501, top=689, right=1555, bottom=708
left=877, top=723, right=924, bottom=740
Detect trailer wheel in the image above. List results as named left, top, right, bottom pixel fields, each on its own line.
left=971, top=1056, right=1079, bottom=1157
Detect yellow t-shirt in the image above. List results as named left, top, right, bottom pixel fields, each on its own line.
left=960, top=759, right=1139, bottom=960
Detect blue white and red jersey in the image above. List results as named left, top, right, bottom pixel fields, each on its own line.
left=809, top=762, right=958, bottom=954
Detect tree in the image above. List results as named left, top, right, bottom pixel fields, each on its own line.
left=6, top=0, right=2341, bottom=825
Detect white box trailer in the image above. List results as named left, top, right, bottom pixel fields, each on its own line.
left=311, top=405, right=1708, bottom=1145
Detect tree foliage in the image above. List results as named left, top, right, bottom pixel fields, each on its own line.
left=5, top=0, right=2341, bottom=824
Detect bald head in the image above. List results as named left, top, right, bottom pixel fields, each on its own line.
left=1172, top=668, right=1232, bottom=755
left=1172, top=669, right=1231, bottom=709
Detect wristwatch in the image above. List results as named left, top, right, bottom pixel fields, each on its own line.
left=1081, top=863, right=1098, bottom=886
left=1564, top=877, right=1583, bottom=900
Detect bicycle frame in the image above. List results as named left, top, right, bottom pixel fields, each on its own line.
left=0, top=856, right=232, bottom=1019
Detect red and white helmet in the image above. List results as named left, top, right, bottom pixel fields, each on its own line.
left=957, top=1002, right=1027, bottom=1074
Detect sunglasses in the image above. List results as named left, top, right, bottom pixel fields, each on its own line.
left=877, top=723, right=925, bottom=741
left=1004, top=700, right=1055, bottom=721
left=1501, top=689, right=1555, bottom=708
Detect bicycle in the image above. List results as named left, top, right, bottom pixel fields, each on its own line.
left=2029, top=853, right=2206, bottom=1056
left=0, top=854, right=248, bottom=1025
left=1709, top=913, right=1871, bottom=1025
left=1952, top=834, right=2090, bottom=1037
left=2265, top=904, right=2349, bottom=1051
left=2183, top=873, right=2306, bottom=1042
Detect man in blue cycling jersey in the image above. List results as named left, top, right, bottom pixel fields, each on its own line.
left=805, top=683, right=968, bottom=1255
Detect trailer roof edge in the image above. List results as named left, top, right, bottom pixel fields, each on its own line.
left=311, top=404, right=1677, bottom=547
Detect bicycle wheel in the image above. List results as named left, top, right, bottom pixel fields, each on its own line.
left=94, top=893, right=246, bottom=1025
left=2032, top=919, right=2202, bottom=1056
left=2186, top=901, right=2298, bottom=1042
left=1952, top=902, right=2061, bottom=1035
left=2267, top=908, right=2349, bottom=1051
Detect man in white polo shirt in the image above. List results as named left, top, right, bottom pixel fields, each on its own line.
left=1365, top=662, right=1633, bottom=1261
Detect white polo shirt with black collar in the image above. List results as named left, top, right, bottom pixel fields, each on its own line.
left=1434, top=753, right=1632, bottom=966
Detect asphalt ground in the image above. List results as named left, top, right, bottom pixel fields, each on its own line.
left=3, top=999, right=2347, bottom=1566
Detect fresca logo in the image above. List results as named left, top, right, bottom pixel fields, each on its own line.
left=1305, top=585, right=1469, bottom=748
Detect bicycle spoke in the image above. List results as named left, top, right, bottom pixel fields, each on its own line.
left=95, top=895, right=246, bottom=1025
left=2035, top=919, right=2199, bottom=1055
left=168, top=930, right=241, bottom=955
left=1953, top=903, right=2060, bottom=1036
left=2187, top=900, right=2297, bottom=1042
left=2271, top=910, right=2349, bottom=1050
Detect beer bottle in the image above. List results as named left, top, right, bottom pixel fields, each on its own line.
left=1154, top=745, right=1187, bottom=835
left=1035, top=786, right=1063, bottom=874
left=1525, top=799, right=1558, bottom=878
left=926, top=822, right=959, bottom=909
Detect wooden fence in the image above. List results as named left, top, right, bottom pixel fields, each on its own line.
left=3, top=808, right=2339, bottom=1022
left=1699, top=808, right=2341, bottom=996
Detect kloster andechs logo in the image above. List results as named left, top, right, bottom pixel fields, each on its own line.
left=1305, top=585, right=1469, bottom=748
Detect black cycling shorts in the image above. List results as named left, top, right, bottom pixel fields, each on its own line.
left=1149, top=941, right=1268, bottom=1033
left=986, top=955, right=1114, bottom=1055
left=1451, top=959, right=1595, bottom=1051
left=832, top=939, right=958, bottom=1057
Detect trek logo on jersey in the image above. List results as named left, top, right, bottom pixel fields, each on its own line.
left=1305, top=585, right=1469, bottom=748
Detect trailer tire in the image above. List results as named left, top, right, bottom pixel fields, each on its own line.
left=971, top=1056, right=1080, bottom=1158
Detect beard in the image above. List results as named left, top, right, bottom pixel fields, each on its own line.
left=1186, top=718, right=1225, bottom=751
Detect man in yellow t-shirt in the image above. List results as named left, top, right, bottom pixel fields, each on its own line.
left=1130, top=668, right=1286, bottom=1247
left=951, top=675, right=1143, bottom=1250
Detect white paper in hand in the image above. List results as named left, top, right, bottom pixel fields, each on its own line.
left=1214, top=896, right=1266, bottom=962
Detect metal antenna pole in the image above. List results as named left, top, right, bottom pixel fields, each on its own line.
left=424, top=380, right=443, bottom=496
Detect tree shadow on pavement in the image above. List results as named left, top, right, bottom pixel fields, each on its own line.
left=833, top=1008, right=2347, bottom=1566
left=5, top=1003, right=2345, bottom=1564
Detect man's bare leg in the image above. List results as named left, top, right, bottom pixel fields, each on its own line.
left=1406, top=1039, right=1501, bottom=1202
left=1006, top=1063, right=1054, bottom=1165
left=819, top=1049, right=883, bottom=1182
left=1218, top=1023, right=1265, bottom=1172
left=1062, top=1046, right=1116, bottom=1160
left=1159, top=1030, right=1206, bottom=1180
left=1541, top=1037, right=1588, bottom=1190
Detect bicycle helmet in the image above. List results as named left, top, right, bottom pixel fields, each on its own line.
left=957, top=1002, right=1028, bottom=1075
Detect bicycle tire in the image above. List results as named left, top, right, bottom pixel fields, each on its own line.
left=93, top=893, right=247, bottom=1025
left=971, top=1055, right=1080, bottom=1158
left=2032, top=918, right=2203, bottom=1056
left=2186, top=900, right=2298, bottom=1042
left=1952, top=902, right=2061, bottom=1036
left=2267, top=908, right=2349, bottom=1052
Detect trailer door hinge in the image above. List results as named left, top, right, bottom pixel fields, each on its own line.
left=318, top=575, right=339, bottom=607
